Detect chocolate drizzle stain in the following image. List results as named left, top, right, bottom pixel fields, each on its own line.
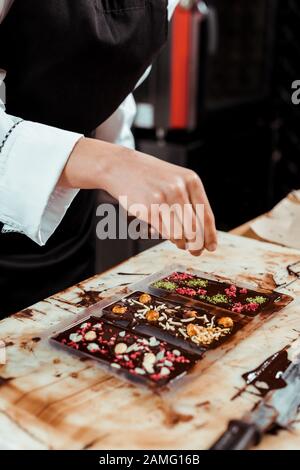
left=157, top=400, right=194, bottom=427
left=31, top=337, right=41, bottom=343
left=14, top=308, right=34, bottom=319
left=287, top=260, right=300, bottom=277
left=76, top=290, right=104, bottom=308
left=0, top=376, right=13, bottom=387
left=232, top=348, right=291, bottom=400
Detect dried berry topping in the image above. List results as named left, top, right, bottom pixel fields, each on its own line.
left=176, top=287, right=197, bottom=297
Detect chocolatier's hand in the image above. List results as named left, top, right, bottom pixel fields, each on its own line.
left=60, top=138, right=217, bottom=255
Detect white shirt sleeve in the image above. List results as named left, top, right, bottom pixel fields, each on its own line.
left=94, top=93, right=136, bottom=149
left=0, top=72, right=82, bottom=246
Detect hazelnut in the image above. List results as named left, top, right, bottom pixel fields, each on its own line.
left=139, top=293, right=152, bottom=304
left=112, top=304, right=127, bottom=315
left=217, top=317, right=234, bottom=329
left=184, top=310, right=198, bottom=319
left=114, top=342, right=128, bottom=355
left=146, top=309, right=160, bottom=322
left=187, top=323, right=201, bottom=337
left=84, top=330, right=97, bottom=342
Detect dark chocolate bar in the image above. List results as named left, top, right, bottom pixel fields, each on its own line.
left=51, top=317, right=198, bottom=388
left=151, top=272, right=279, bottom=315
left=103, top=292, right=247, bottom=352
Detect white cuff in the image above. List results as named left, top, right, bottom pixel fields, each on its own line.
left=0, top=120, right=82, bottom=245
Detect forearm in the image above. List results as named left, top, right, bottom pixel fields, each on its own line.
left=58, top=136, right=135, bottom=191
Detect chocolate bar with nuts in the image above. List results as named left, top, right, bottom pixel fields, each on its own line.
left=151, top=272, right=279, bottom=315
left=102, top=292, right=247, bottom=352
left=51, top=317, right=198, bottom=389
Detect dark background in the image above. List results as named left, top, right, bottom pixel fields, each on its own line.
left=96, top=0, right=300, bottom=272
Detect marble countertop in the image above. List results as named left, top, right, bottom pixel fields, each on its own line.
left=1, top=232, right=300, bottom=449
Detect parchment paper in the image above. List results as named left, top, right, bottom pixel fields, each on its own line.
left=251, top=190, right=300, bottom=249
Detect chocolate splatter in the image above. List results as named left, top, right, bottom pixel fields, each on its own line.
left=15, top=308, right=34, bottom=319
left=79, top=356, right=90, bottom=362
left=158, top=401, right=193, bottom=427
left=31, top=337, right=41, bottom=343
left=232, top=349, right=291, bottom=400
left=0, top=376, right=13, bottom=387
left=287, top=261, right=300, bottom=278
left=76, top=290, right=104, bottom=308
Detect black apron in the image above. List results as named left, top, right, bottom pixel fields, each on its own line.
left=0, top=0, right=168, bottom=317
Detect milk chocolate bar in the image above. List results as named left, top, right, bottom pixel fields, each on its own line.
left=102, top=292, right=247, bottom=351
left=51, top=317, right=198, bottom=388
left=151, top=272, right=278, bottom=315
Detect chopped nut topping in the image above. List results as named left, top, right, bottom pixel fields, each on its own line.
left=112, top=305, right=127, bottom=315
left=146, top=309, right=160, bottom=322
left=139, top=293, right=152, bottom=304
left=183, top=310, right=198, bottom=318
left=217, top=317, right=234, bottom=328
left=187, top=323, right=201, bottom=337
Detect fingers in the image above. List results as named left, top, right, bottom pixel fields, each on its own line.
left=165, top=181, right=204, bottom=256
left=144, top=168, right=217, bottom=256
left=187, top=172, right=218, bottom=252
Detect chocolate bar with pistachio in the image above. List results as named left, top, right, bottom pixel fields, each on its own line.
left=151, top=272, right=278, bottom=315
left=102, top=292, right=247, bottom=352
left=51, top=317, right=198, bottom=389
